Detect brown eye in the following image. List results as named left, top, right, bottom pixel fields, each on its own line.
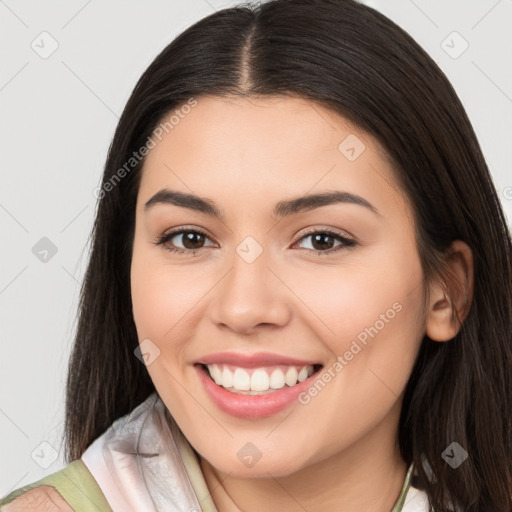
left=153, top=229, right=215, bottom=255
left=174, top=231, right=207, bottom=250
left=294, top=229, right=357, bottom=255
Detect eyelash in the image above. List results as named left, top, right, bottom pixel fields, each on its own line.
left=152, top=226, right=357, bottom=257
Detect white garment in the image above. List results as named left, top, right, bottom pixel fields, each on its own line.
left=82, top=392, right=214, bottom=512
left=81, top=392, right=430, bottom=512
left=401, top=486, right=430, bottom=512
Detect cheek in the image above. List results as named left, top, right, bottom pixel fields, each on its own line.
left=289, top=249, right=424, bottom=354
left=130, top=242, right=205, bottom=340
left=130, top=248, right=205, bottom=404
left=288, top=244, right=426, bottom=420
left=315, top=243, right=426, bottom=402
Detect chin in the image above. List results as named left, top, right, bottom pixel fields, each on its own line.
left=201, top=446, right=311, bottom=479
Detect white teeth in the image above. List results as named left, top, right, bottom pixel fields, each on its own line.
left=233, top=368, right=251, bottom=391
left=222, top=366, right=234, bottom=388
left=209, top=364, right=222, bottom=385
left=205, top=364, right=315, bottom=392
left=285, top=367, right=298, bottom=387
left=297, top=367, right=309, bottom=382
left=251, top=369, right=270, bottom=391
left=270, top=369, right=285, bottom=389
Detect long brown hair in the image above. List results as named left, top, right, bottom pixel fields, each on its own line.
left=64, top=1, right=512, bottom=509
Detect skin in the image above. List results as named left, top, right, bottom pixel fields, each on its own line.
left=130, top=95, right=473, bottom=511
left=4, top=486, right=73, bottom=511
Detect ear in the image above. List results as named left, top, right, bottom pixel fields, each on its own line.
left=425, top=240, right=474, bottom=342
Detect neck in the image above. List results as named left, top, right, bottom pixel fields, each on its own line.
left=200, top=416, right=409, bottom=512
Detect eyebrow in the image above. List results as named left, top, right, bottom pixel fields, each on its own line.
left=144, top=188, right=380, bottom=219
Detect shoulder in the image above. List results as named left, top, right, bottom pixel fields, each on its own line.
left=1, top=485, right=73, bottom=511
left=0, top=460, right=111, bottom=512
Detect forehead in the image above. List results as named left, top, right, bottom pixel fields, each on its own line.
left=137, top=95, right=408, bottom=218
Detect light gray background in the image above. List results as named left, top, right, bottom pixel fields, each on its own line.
left=1, top=0, right=511, bottom=496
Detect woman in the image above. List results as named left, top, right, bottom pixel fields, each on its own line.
left=2, top=0, right=511, bottom=510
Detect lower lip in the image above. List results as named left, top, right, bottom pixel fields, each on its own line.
left=195, top=364, right=319, bottom=419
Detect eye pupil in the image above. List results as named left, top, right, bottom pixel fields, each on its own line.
left=311, top=233, right=335, bottom=251
left=183, top=232, right=205, bottom=249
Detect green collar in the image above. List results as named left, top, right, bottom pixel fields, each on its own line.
left=391, top=463, right=415, bottom=512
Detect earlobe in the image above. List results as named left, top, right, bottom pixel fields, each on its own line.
left=425, top=240, right=474, bottom=342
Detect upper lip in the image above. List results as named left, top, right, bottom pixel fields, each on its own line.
left=196, top=351, right=322, bottom=368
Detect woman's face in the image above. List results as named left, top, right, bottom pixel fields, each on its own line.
left=130, top=95, right=427, bottom=477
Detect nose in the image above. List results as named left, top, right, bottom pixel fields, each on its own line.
left=208, top=246, right=292, bottom=335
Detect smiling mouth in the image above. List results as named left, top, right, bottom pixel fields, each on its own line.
left=198, top=363, right=323, bottom=395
